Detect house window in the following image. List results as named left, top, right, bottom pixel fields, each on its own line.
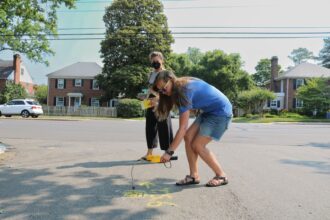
left=75, top=79, right=82, bottom=87
left=21, top=68, right=24, bottom=75
left=56, top=97, right=65, bottom=106
left=91, top=98, right=100, bottom=107
left=270, top=100, right=277, bottom=108
left=57, top=79, right=64, bottom=89
left=296, top=99, right=303, bottom=108
left=92, top=80, right=99, bottom=90
left=296, top=79, right=304, bottom=89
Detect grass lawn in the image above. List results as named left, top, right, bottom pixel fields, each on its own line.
left=233, top=115, right=330, bottom=123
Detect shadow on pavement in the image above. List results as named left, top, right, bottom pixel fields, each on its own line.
left=295, top=142, right=330, bottom=150
left=279, top=159, right=330, bottom=175
left=0, top=161, right=197, bottom=219
left=57, top=159, right=154, bottom=169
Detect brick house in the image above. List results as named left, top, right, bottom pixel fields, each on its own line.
left=265, top=56, right=330, bottom=110
left=0, top=54, right=35, bottom=96
left=47, top=62, right=106, bottom=107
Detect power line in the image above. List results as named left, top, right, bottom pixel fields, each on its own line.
left=57, top=5, right=258, bottom=13
left=3, top=31, right=330, bottom=37
left=57, top=26, right=330, bottom=31
left=76, top=0, right=198, bottom=2
left=9, top=36, right=330, bottom=41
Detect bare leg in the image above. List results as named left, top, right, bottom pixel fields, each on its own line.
left=183, top=122, right=200, bottom=179
left=192, top=135, right=226, bottom=178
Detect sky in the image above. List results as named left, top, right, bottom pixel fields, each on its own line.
left=1, top=0, right=330, bottom=85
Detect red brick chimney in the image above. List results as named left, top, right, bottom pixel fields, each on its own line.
left=270, top=56, right=278, bottom=92
left=13, top=54, right=21, bottom=84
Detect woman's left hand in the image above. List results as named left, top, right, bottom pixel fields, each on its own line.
left=160, top=152, right=171, bottom=163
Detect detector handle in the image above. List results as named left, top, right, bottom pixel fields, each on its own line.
left=170, top=156, right=178, bottom=160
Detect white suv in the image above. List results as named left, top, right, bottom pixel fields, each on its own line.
left=0, top=99, right=43, bottom=118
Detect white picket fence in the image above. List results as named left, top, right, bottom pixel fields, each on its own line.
left=42, top=106, right=117, bottom=117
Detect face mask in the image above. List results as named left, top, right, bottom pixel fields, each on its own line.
left=151, top=61, right=161, bottom=69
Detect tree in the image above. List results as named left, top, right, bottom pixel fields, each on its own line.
left=318, top=38, right=330, bottom=68
left=190, top=50, right=254, bottom=104
left=0, top=1, right=76, bottom=65
left=187, top=47, right=203, bottom=64
left=167, top=53, right=193, bottom=77
left=288, top=47, right=314, bottom=66
left=0, top=82, right=27, bottom=104
left=296, top=77, right=330, bottom=116
left=98, top=0, right=174, bottom=99
left=252, top=58, right=271, bottom=86
left=237, top=88, right=275, bottom=115
left=34, top=85, right=48, bottom=104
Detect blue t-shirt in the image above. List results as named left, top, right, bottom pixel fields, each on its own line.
left=178, top=79, right=232, bottom=117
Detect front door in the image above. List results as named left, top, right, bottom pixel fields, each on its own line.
left=74, top=97, right=81, bottom=107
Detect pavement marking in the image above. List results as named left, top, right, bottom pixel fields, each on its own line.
left=123, top=182, right=177, bottom=208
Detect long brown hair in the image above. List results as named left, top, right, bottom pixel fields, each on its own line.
left=153, top=70, right=192, bottom=121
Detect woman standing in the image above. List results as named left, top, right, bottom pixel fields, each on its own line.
left=142, top=52, right=173, bottom=159
left=153, top=70, right=232, bottom=187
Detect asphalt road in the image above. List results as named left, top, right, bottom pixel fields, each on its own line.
left=0, top=118, right=329, bottom=220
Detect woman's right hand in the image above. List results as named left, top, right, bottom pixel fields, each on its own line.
left=149, top=97, right=159, bottom=107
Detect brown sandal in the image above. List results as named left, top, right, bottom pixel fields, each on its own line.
left=176, top=175, right=200, bottom=186
left=205, top=176, right=228, bottom=187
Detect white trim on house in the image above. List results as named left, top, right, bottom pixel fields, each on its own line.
left=264, top=92, right=285, bottom=110
left=296, top=98, right=304, bottom=108
left=57, top=79, right=64, bottom=89
left=286, top=78, right=289, bottom=109
left=74, top=79, right=82, bottom=87
left=56, top=97, right=65, bottom=107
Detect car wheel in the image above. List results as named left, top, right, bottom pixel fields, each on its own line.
left=5, top=115, right=12, bottom=117
left=21, top=110, right=30, bottom=118
left=0, top=111, right=1, bottom=117
left=31, top=115, right=39, bottom=118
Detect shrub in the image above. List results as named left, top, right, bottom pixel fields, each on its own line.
left=264, top=113, right=278, bottom=118
left=117, top=98, right=143, bottom=118
left=270, top=109, right=279, bottom=115
left=245, top=114, right=260, bottom=119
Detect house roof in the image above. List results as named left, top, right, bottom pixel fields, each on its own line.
left=275, top=63, right=330, bottom=80
left=47, top=62, right=102, bottom=79
left=0, top=59, right=14, bottom=79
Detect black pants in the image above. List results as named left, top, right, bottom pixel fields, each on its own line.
left=145, top=108, right=173, bottom=150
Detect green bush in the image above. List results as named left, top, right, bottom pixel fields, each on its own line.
left=270, top=109, right=279, bottom=115
left=264, top=113, right=278, bottom=118
left=117, top=98, right=143, bottom=118
left=245, top=114, right=260, bottom=119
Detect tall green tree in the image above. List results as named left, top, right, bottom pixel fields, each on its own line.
left=288, top=47, right=314, bottom=66
left=252, top=58, right=271, bottom=86
left=296, top=77, right=330, bottom=116
left=99, top=0, right=174, bottom=99
left=318, top=38, right=330, bottom=68
left=190, top=50, right=254, bottom=103
left=0, top=82, right=27, bottom=104
left=0, top=0, right=76, bottom=65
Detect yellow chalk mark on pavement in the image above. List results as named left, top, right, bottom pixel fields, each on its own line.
left=123, top=184, right=177, bottom=207
left=147, top=200, right=177, bottom=207
left=124, top=190, right=146, bottom=198
left=139, top=181, right=155, bottom=189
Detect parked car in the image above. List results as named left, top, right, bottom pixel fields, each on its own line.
left=0, top=99, right=43, bottom=118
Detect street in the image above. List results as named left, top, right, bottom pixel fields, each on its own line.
left=0, top=118, right=329, bottom=220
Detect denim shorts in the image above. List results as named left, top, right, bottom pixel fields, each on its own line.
left=194, top=113, right=232, bottom=141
